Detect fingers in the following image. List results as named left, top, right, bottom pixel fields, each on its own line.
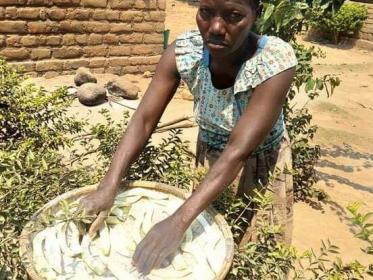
left=88, top=210, right=109, bottom=238
left=139, top=252, right=158, bottom=275
left=133, top=239, right=157, bottom=275
left=152, top=252, right=169, bottom=271
left=133, top=241, right=170, bottom=275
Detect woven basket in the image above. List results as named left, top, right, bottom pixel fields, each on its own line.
left=19, top=181, right=234, bottom=280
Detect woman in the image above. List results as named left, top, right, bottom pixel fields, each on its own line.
left=81, top=0, right=297, bottom=275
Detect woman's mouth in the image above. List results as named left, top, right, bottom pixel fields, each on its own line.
left=206, top=40, right=228, bottom=51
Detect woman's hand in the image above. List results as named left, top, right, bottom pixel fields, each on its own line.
left=80, top=183, right=117, bottom=237
left=132, top=215, right=186, bottom=275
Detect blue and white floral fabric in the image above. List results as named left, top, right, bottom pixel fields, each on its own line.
left=175, top=30, right=297, bottom=153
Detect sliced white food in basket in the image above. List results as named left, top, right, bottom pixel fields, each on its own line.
left=98, top=222, right=111, bottom=256
left=33, top=229, right=58, bottom=279
left=81, top=235, right=107, bottom=276
left=44, top=226, right=63, bottom=274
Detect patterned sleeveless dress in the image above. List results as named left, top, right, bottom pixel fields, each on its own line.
left=175, top=30, right=297, bottom=245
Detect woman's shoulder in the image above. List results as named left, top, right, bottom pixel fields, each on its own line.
left=261, top=35, right=297, bottom=64
left=235, top=35, right=297, bottom=91
left=174, top=30, right=204, bottom=83
left=175, top=30, right=204, bottom=50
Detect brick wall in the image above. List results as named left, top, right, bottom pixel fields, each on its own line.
left=0, top=0, right=165, bottom=77
left=351, top=0, right=373, bottom=42
left=359, top=2, right=373, bottom=41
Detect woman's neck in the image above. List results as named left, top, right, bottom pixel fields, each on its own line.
left=212, top=32, right=259, bottom=68
left=208, top=32, right=260, bottom=89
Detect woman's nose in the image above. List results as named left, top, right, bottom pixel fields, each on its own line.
left=209, top=16, right=226, bottom=36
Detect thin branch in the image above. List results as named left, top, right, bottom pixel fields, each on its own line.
left=155, top=123, right=196, bottom=133
left=70, top=148, right=100, bottom=164
left=156, top=116, right=194, bottom=129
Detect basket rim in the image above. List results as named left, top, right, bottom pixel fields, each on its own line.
left=19, top=180, right=234, bottom=280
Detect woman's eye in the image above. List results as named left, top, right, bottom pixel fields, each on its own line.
left=225, top=12, right=244, bottom=23
left=199, top=8, right=213, bottom=19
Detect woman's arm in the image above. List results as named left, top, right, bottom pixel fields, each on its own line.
left=81, top=42, right=181, bottom=235
left=173, top=67, right=296, bottom=226
left=133, top=67, right=296, bottom=274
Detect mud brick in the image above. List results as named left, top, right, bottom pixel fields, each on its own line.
left=89, top=57, right=106, bottom=67
left=75, top=34, right=88, bottom=45
left=11, top=61, right=35, bottom=72
left=45, top=35, right=61, bottom=46
left=20, top=36, right=40, bottom=46
left=0, top=48, right=29, bottom=60
left=27, top=0, right=52, bottom=6
left=109, top=0, right=133, bottom=9
left=139, top=64, right=156, bottom=73
left=106, top=66, right=122, bottom=75
left=53, top=47, right=83, bottom=59
left=5, top=7, right=17, bottom=19
left=28, top=21, right=59, bottom=34
left=131, top=44, right=162, bottom=55
left=103, top=34, right=119, bottom=44
left=120, top=10, right=143, bottom=22
left=0, top=21, right=27, bottom=34
left=0, top=0, right=26, bottom=5
left=6, top=35, right=21, bottom=47
left=129, top=55, right=160, bottom=65
left=52, top=0, right=80, bottom=6
left=84, top=45, right=108, bottom=57
left=121, top=65, right=139, bottom=74
left=63, top=59, right=90, bottom=70
left=62, top=34, right=76, bottom=45
left=119, top=33, right=143, bottom=43
left=17, top=7, right=41, bottom=19
left=66, top=9, right=91, bottom=20
left=87, top=34, right=103, bottom=45
left=0, top=35, right=5, bottom=47
left=60, top=21, right=86, bottom=33
left=31, top=48, right=51, bottom=60
left=157, top=0, right=165, bottom=10
left=144, top=11, right=165, bottom=22
left=86, top=21, right=111, bottom=33
left=134, top=0, right=156, bottom=9
left=81, top=0, right=107, bottom=8
left=92, top=9, right=106, bottom=20
left=133, top=22, right=156, bottom=33
left=106, top=10, right=120, bottom=20
left=110, top=23, right=132, bottom=33
left=143, top=33, right=163, bottom=44
left=107, top=57, right=130, bottom=66
left=46, top=8, right=66, bottom=20
left=108, top=45, right=131, bottom=56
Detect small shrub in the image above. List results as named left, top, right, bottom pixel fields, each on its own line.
left=0, top=59, right=195, bottom=278
left=309, top=2, right=368, bottom=43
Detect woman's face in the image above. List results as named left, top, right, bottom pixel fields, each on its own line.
left=196, top=0, right=257, bottom=58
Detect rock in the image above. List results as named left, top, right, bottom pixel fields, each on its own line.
left=77, top=83, right=107, bottom=106
left=74, top=67, right=97, bottom=86
left=105, top=78, right=140, bottom=100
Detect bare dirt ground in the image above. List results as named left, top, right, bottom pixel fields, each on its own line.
left=29, top=0, right=373, bottom=269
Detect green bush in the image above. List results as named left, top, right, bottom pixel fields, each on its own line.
left=0, top=59, right=193, bottom=278
left=309, top=2, right=368, bottom=43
